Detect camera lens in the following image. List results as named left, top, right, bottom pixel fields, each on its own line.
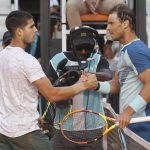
left=67, top=70, right=80, bottom=85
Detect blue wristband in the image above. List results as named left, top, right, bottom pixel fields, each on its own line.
left=129, top=95, right=147, bottom=112
left=98, top=81, right=110, bottom=94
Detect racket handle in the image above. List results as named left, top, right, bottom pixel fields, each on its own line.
left=130, top=116, right=150, bottom=124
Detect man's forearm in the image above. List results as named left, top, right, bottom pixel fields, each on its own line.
left=96, top=79, right=120, bottom=94
left=48, top=82, right=87, bottom=102
left=35, top=74, right=98, bottom=102
left=95, top=72, right=112, bottom=81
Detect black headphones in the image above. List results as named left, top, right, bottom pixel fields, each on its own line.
left=69, top=26, right=99, bottom=64
left=69, top=26, right=99, bottom=48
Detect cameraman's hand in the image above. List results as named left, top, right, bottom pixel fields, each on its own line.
left=80, top=73, right=98, bottom=90
left=84, top=0, right=99, bottom=14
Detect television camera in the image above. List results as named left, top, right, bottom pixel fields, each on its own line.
left=54, top=58, right=88, bottom=87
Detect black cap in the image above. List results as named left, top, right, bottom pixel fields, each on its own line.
left=2, top=31, right=12, bottom=46
left=70, top=26, right=97, bottom=47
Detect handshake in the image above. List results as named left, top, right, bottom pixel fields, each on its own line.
left=54, top=72, right=98, bottom=109
left=80, top=73, right=99, bottom=91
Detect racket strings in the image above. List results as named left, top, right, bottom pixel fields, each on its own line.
left=61, top=111, right=106, bottom=143
left=63, top=128, right=103, bottom=142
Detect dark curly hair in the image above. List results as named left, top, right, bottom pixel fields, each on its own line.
left=109, top=4, right=136, bottom=31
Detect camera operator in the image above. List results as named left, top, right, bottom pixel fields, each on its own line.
left=45, top=26, right=112, bottom=149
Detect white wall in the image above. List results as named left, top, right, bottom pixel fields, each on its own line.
left=0, top=0, right=12, bottom=50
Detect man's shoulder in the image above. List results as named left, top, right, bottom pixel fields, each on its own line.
left=124, top=39, right=149, bottom=58
left=124, top=39, right=146, bottom=51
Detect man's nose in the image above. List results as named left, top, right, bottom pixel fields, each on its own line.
left=80, top=49, right=87, bottom=53
left=34, top=26, right=38, bottom=32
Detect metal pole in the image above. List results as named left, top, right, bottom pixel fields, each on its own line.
left=40, top=0, right=51, bottom=114
left=40, top=0, right=51, bottom=71
left=136, top=0, right=147, bottom=44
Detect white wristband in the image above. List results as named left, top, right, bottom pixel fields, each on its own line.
left=97, top=81, right=110, bottom=94
left=83, top=0, right=86, bottom=2
left=129, top=95, right=147, bottom=112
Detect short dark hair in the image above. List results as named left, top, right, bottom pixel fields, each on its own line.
left=109, top=4, right=136, bottom=31
left=5, top=10, right=33, bottom=35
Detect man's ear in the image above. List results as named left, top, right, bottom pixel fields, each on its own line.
left=123, top=20, right=130, bottom=29
left=16, top=28, right=23, bottom=37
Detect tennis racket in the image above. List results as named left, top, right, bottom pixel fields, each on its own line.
left=42, top=102, right=51, bottom=119
left=60, top=109, right=150, bottom=145
left=41, top=101, right=56, bottom=126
